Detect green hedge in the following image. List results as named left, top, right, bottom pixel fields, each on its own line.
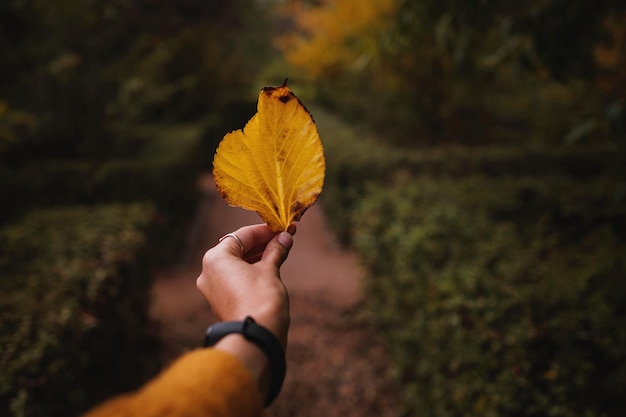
left=351, top=174, right=626, bottom=417
left=0, top=122, right=203, bottom=267
left=316, top=106, right=623, bottom=247
left=316, top=106, right=626, bottom=416
left=0, top=203, right=160, bottom=417
left=0, top=123, right=202, bottom=217
left=322, top=143, right=623, bottom=246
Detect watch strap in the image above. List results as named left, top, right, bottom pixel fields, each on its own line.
left=203, top=316, right=286, bottom=407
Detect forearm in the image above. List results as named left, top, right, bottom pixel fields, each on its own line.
left=82, top=349, right=263, bottom=417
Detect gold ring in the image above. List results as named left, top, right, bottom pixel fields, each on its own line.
left=219, top=233, right=244, bottom=252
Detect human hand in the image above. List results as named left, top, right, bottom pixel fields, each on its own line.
left=196, top=223, right=296, bottom=347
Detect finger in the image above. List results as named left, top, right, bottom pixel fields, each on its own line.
left=245, top=224, right=297, bottom=262
left=218, top=224, right=276, bottom=257
left=247, top=224, right=296, bottom=263
left=261, top=231, right=293, bottom=269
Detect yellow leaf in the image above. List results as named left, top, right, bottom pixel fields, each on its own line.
left=212, top=81, right=325, bottom=232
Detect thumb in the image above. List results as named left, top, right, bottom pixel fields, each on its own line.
left=262, top=231, right=293, bottom=269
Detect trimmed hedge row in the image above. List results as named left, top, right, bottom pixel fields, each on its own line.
left=316, top=105, right=623, bottom=246
left=0, top=123, right=203, bottom=228
left=0, top=115, right=204, bottom=416
left=0, top=204, right=160, bottom=417
left=352, top=175, right=626, bottom=417
left=316, top=107, right=626, bottom=416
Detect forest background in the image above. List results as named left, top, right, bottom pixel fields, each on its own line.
left=1, top=0, right=625, bottom=416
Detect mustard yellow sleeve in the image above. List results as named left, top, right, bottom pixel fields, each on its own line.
left=83, top=348, right=264, bottom=417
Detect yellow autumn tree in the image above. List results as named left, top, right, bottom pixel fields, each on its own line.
left=276, top=0, right=397, bottom=79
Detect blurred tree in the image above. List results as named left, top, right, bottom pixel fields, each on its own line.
left=0, top=0, right=272, bottom=160
left=276, top=0, right=626, bottom=145
left=276, top=0, right=396, bottom=80
left=0, top=0, right=277, bottom=226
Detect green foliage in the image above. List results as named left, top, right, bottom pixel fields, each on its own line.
left=317, top=103, right=626, bottom=416
left=313, top=105, right=407, bottom=244
left=352, top=174, right=626, bottom=417
left=391, top=0, right=623, bottom=80
left=0, top=102, right=36, bottom=154
left=0, top=121, right=203, bottom=268
left=0, top=2, right=277, bottom=416
left=0, top=0, right=273, bottom=167
left=318, top=100, right=623, bottom=244
left=0, top=0, right=275, bottom=230
left=278, top=0, right=626, bottom=145
left=0, top=204, right=160, bottom=417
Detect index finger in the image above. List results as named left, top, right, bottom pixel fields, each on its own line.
left=217, top=223, right=277, bottom=258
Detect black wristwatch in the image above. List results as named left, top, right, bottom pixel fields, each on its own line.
left=204, top=316, right=286, bottom=407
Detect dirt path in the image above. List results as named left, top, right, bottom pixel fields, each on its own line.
left=149, top=174, right=401, bottom=416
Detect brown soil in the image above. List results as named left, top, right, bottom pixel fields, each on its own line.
left=149, top=174, right=402, bottom=416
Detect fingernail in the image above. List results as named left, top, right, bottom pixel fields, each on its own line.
left=278, top=231, right=293, bottom=249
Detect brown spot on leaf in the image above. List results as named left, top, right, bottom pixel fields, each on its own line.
left=291, top=201, right=304, bottom=214
left=291, top=196, right=317, bottom=221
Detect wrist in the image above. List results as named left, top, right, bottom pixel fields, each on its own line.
left=228, top=304, right=289, bottom=348
left=204, top=317, right=286, bottom=407
left=250, top=311, right=289, bottom=349
left=214, top=334, right=271, bottom=401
